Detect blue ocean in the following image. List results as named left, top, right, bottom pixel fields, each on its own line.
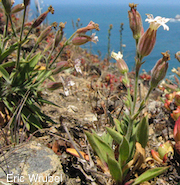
left=41, top=3, right=180, bottom=77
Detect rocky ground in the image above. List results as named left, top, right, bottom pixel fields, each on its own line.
left=0, top=47, right=180, bottom=185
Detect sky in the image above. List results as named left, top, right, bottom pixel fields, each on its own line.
left=14, top=0, right=180, bottom=5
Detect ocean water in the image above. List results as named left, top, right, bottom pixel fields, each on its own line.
left=42, top=3, right=180, bottom=77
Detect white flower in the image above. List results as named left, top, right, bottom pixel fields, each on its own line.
left=91, top=33, right=99, bottom=43
left=145, top=14, right=170, bottom=31
left=111, top=51, right=123, bottom=61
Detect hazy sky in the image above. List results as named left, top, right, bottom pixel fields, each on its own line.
left=14, top=0, right=180, bottom=5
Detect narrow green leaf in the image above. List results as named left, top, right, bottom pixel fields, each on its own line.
left=1, top=61, right=15, bottom=68
left=136, top=116, right=149, bottom=148
left=107, top=154, right=122, bottom=183
left=119, top=136, right=130, bottom=165
left=0, top=42, right=19, bottom=62
left=133, top=166, right=169, bottom=185
left=0, top=65, right=10, bottom=83
left=106, top=127, right=123, bottom=144
left=22, top=107, right=42, bottom=129
left=25, top=53, right=41, bottom=72
left=85, top=131, right=114, bottom=163
left=114, top=118, right=123, bottom=133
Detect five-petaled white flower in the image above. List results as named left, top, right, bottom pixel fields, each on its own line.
left=145, top=14, right=170, bottom=31
left=111, top=51, right=123, bottom=61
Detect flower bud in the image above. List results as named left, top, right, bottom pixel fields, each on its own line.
left=137, top=28, right=156, bottom=58
left=76, top=21, right=100, bottom=34
left=111, top=51, right=128, bottom=74
left=150, top=51, right=170, bottom=88
left=53, top=22, right=66, bottom=48
left=47, top=82, right=63, bottom=90
left=2, top=0, right=12, bottom=14
left=171, top=106, right=180, bottom=121
left=174, top=116, right=180, bottom=142
left=128, top=3, right=143, bottom=40
left=72, top=35, right=91, bottom=45
left=11, top=3, right=24, bottom=14
left=137, top=14, right=169, bottom=58
left=24, top=0, right=30, bottom=7
left=72, top=33, right=98, bottom=46
left=32, top=6, right=54, bottom=28
left=52, top=61, right=71, bottom=75
left=36, top=22, right=57, bottom=44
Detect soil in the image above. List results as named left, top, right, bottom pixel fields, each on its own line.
left=35, top=60, right=180, bottom=184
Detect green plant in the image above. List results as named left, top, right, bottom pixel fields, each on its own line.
left=86, top=3, right=170, bottom=184
left=0, top=0, right=99, bottom=143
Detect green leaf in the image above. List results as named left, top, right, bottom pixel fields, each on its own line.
left=132, top=166, right=169, bottom=185
left=119, top=136, right=130, bottom=165
left=106, top=127, right=123, bottom=144
left=0, top=65, right=10, bottom=83
left=22, top=107, right=42, bottom=129
left=25, top=53, right=41, bottom=73
left=1, top=61, right=15, bottom=68
left=114, top=118, right=123, bottom=133
left=107, top=154, right=122, bottom=183
left=136, top=116, right=149, bottom=148
left=100, top=131, right=113, bottom=147
left=85, top=131, right=114, bottom=164
left=0, top=42, right=19, bottom=63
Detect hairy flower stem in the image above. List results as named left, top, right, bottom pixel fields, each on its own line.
left=8, top=14, right=17, bottom=37
left=48, top=31, right=77, bottom=69
left=124, top=72, right=133, bottom=115
left=16, top=6, right=27, bottom=70
left=2, top=15, right=9, bottom=51
left=132, top=57, right=143, bottom=114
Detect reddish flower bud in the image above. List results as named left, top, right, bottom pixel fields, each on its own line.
left=32, top=6, right=54, bottom=28
left=53, top=22, right=66, bottom=48
left=111, top=51, right=129, bottom=74
left=11, top=3, right=24, bottom=14
left=72, top=33, right=98, bottom=46
left=128, top=3, right=143, bottom=40
left=150, top=51, right=170, bottom=88
left=52, top=61, right=71, bottom=75
left=76, top=21, right=100, bottom=34
left=137, top=14, right=170, bottom=58
left=37, top=22, right=57, bottom=44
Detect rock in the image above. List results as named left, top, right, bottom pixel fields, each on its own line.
left=0, top=141, right=65, bottom=185
left=84, top=113, right=98, bottom=122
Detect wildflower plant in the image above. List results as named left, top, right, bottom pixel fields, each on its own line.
left=85, top=3, right=170, bottom=184
left=0, top=1, right=99, bottom=143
